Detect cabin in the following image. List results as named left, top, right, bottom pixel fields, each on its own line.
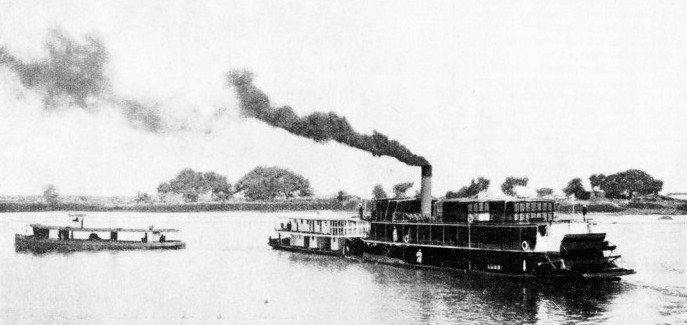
left=368, top=198, right=554, bottom=251
left=273, top=216, right=369, bottom=253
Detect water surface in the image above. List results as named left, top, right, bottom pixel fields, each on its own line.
left=1, top=212, right=685, bottom=324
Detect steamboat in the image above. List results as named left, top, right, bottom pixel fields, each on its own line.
left=361, top=166, right=635, bottom=281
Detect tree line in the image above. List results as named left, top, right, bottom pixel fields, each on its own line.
left=371, top=168, right=663, bottom=200
left=153, top=166, right=313, bottom=202
left=37, top=167, right=664, bottom=205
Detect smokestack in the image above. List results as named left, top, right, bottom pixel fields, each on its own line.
left=421, top=165, right=432, bottom=218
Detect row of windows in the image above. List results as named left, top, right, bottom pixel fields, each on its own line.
left=294, top=219, right=349, bottom=227
left=468, top=202, right=490, bottom=213
left=513, top=202, right=554, bottom=213
left=505, top=212, right=554, bottom=221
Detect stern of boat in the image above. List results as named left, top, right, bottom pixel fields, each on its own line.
left=268, top=236, right=290, bottom=248
left=559, top=233, right=635, bottom=280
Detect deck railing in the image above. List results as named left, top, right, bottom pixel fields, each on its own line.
left=275, top=219, right=369, bottom=237
left=330, top=224, right=370, bottom=237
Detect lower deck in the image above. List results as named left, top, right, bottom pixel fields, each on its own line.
left=268, top=234, right=363, bottom=257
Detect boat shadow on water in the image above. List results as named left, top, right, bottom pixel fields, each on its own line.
left=278, top=250, right=629, bottom=322
left=366, top=264, right=629, bottom=323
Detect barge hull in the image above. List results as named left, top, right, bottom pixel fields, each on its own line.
left=15, top=234, right=186, bottom=252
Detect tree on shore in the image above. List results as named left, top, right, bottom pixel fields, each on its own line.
left=501, top=177, right=528, bottom=196
left=337, top=190, right=351, bottom=202
left=372, top=184, right=387, bottom=199
left=596, top=169, right=663, bottom=199
left=157, top=168, right=233, bottom=202
left=134, top=192, right=152, bottom=204
left=43, top=184, right=60, bottom=206
left=446, top=177, right=490, bottom=198
left=392, top=182, right=414, bottom=198
left=203, top=172, right=233, bottom=201
left=536, top=187, right=554, bottom=197
left=235, top=166, right=312, bottom=201
left=562, top=178, right=586, bottom=198
left=589, top=174, right=607, bottom=192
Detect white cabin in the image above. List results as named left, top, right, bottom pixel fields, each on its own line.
left=274, top=216, right=369, bottom=252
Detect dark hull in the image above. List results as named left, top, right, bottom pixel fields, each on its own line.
left=361, top=240, right=635, bottom=281
left=15, top=235, right=186, bottom=252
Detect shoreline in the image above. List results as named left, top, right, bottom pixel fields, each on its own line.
left=0, top=199, right=359, bottom=214
left=2, top=198, right=686, bottom=215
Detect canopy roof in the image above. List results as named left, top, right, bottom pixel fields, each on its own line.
left=29, top=224, right=179, bottom=233
left=276, top=215, right=362, bottom=221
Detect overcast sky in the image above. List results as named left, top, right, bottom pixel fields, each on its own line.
left=0, top=0, right=686, bottom=198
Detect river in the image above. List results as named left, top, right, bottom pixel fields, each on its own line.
left=1, top=211, right=686, bottom=324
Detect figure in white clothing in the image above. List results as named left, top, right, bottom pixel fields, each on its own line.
left=416, top=249, right=423, bottom=264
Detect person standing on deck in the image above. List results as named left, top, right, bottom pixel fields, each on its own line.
left=392, top=227, right=398, bottom=242
left=582, top=205, right=588, bottom=222
left=416, top=249, right=423, bottom=264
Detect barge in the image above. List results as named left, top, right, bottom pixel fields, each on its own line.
left=16, top=219, right=185, bottom=252
left=268, top=215, right=369, bottom=256
left=361, top=166, right=635, bottom=281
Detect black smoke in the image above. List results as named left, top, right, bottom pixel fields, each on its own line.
left=0, top=28, right=165, bottom=133
left=227, top=70, right=429, bottom=166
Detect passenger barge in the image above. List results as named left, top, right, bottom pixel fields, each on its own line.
left=15, top=217, right=185, bottom=252
left=268, top=215, right=369, bottom=256
left=361, top=166, right=635, bottom=281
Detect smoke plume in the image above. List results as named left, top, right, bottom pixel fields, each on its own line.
left=0, top=28, right=170, bottom=133
left=227, top=70, right=429, bottom=166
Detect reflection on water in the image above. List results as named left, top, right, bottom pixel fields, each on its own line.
left=282, top=250, right=632, bottom=324
left=1, top=211, right=686, bottom=324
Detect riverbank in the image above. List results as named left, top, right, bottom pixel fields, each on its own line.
left=2, top=197, right=686, bottom=215
left=0, top=198, right=361, bottom=213
left=556, top=200, right=687, bottom=216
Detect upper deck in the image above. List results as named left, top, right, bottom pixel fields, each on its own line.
left=371, top=198, right=555, bottom=224
left=274, top=216, right=369, bottom=238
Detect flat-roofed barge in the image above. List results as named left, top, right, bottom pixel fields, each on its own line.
left=15, top=221, right=185, bottom=252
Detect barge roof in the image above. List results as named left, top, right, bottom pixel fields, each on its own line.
left=29, top=224, right=179, bottom=233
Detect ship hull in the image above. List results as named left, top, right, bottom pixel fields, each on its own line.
left=361, top=240, right=634, bottom=281
left=15, top=234, right=186, bottom=252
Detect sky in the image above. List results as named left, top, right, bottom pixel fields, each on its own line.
left=0, top=0, right=686, bottom=198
